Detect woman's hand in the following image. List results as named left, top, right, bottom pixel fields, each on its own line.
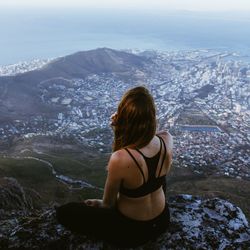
left=110, top=112, right=118, bottom=130
left=84, top=199, right=103, bottom=207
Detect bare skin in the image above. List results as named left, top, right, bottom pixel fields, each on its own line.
left=85, top=130, right=173, bottom=221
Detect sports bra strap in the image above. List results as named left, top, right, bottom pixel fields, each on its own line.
left=124, top=148, right=146, bottom=183
left=135, top=148, right=145, bottom=157
left=157, top=136, right=167, bottom=177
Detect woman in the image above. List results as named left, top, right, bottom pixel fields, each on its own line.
left=56, top=86, right=173, bottom=248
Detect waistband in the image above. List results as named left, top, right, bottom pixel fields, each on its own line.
left=115, top=202, right=170, bottom=224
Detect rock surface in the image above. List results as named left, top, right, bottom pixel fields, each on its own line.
left=0, top=178, right=250, bottom=250
left=0, top=177, right=31, bottom=211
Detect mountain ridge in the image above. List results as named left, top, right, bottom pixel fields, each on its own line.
left=0, top=48, right=149, bottom=121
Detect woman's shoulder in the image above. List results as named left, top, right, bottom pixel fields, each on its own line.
left=106, top=149, right=130, bottom=173
left=109, top=148, right=131, bottom=166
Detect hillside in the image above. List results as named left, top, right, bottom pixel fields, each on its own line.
left=0, top=48, right=149, bottom=121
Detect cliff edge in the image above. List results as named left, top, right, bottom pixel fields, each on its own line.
left=0, top=177, right=249, bottom=249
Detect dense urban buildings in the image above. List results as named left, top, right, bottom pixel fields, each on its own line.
left=0, top=49, right=249, bottom=180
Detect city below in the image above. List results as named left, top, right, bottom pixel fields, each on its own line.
left=0, top=48, right=249, bottom=184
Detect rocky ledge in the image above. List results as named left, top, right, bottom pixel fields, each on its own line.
left=0, top=177, right=250, bottom=250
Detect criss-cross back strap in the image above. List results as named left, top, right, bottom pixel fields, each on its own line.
left=124, top=148, right=146, bottom=183
left=157, top=136, right=167, bottom=177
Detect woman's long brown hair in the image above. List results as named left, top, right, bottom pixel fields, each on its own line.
left=113, top=86, right=156, bottom=152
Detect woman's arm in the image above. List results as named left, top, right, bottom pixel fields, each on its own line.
left=102, top=152, right=123, bottom=208
left=85, top=151, right=123, bottom=208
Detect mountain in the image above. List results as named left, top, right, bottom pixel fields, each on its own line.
left=0, top=48, right=149, bottom=121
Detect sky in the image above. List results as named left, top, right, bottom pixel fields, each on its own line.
left=1, top=0, right=250, bottom=11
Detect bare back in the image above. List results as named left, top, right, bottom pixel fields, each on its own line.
left=117, top=132, right=173, bottom=220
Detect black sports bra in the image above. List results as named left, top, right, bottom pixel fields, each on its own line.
left=119, top=135, right=167, bottom=198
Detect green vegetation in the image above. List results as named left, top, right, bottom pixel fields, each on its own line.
left=30, top=151, right=108, bottom=187
left=176, top=104, right=216, bottom=126
left=0, top=157, right=54, bottom=187
left=0, top=155, right=105, bottom=205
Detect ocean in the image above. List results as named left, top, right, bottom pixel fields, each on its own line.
left=0, top=7, right=250, bottom=65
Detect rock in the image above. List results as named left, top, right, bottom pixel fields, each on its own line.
left=0, top=178, right=250, bottom=249
left=0, top=177, right=31, bottom=211
left=164, top=195, right=250, bottom=249
left=0, top=177, right=41, bottom=247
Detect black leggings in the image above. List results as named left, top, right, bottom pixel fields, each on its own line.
left=55, top=202, right=170, bottom=248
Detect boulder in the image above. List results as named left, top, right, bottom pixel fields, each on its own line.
left=0, top=178, right=249, bottom=249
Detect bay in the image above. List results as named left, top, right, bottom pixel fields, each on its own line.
left=0, top=8, right=250, bottom=65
